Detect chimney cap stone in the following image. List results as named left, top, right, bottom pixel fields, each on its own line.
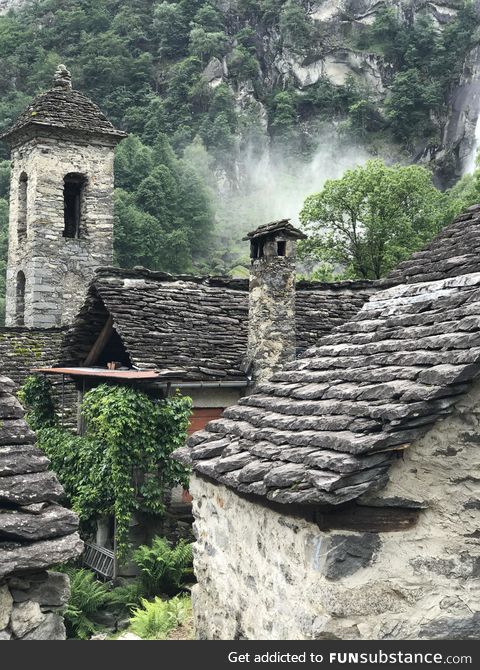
left=243, top=219, right=307, bottom=242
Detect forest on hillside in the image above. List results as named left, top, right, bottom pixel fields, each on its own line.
left=1, top=0, right=480, bottom=320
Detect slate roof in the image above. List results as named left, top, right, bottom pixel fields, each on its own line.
left=60, top=267, right=375, bottom=383
left=0, top=376, right=83, bottom=578
left=388, top=204, right=480, bottom=284
left=174, top=206, right=480, bottom=506
left=1, top=77, right=126, bottom=143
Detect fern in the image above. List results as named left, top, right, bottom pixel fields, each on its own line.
left=129, top=595, right=191, bottom=640
left=108, top=581, right=144, bottom=613
left=59, top=567, right=111, bottom=640
left=133, top=537, right=194, bottom=597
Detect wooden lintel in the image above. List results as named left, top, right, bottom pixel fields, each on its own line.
left=84, top=315, right=114, bottom=366
left=316, top=505, right=421, bottom=533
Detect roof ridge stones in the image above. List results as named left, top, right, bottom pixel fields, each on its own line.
left=0, top=376, right=83, bottom=579
left=93, top=265, right=382, bottom=293
left=175, top=254, right=480, bottom=506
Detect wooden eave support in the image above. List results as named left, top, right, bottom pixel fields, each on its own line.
left=84, top=315, right=114, bottom=366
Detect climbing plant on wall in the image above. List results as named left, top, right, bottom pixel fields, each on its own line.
left=21, top=377, right=192, bottom=559
left=17, top=374, right=57, bottom=430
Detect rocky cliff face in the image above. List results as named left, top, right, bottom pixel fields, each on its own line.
left=2, top=0, right=479, bottom=188
left=207, top=0, right=480, bottom=184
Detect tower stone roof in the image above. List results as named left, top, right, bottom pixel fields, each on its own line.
left=1, top=65, right=127, bottom=143
left=0, top=376, right=83, bottom=578
left=175, top=205, right=480, bottom=507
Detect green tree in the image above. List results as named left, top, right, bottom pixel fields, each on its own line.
left=153, top=2, right=189, bottom=59
left=300, top=160, right=446, bottom=279
left=113, top=133, right=214, bottom=273
left=269, top=89, right=298, bottom=139
left=188, top=26, right=228, bottom=65
left=114, top=134, right=155, bottom=190
left=193, top=4, right=224, bottom=32
left=386, top=69, right=441, bottom=144
left=279, top=0, right=312, bottom=52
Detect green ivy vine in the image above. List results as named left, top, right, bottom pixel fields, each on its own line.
left=17, top=374, right=57, bottom=430
left=20, top=377, right=192, bottom=560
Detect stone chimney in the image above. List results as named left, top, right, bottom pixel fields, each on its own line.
left=244, top=219, right=307, bottom=386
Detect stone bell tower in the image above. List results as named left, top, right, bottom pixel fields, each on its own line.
left=1, top=64, right=126, bottom=328
left=244, top=219, right=306, bottom=386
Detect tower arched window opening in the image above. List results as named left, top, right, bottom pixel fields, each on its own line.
left=16, top=271, right=26, bottom=326
left=17, top=172, right=28, bottom=241
left=63, top=173, right=86, bottom=238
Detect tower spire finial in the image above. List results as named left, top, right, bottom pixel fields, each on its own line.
left=54, top=64, right=72, bottom=90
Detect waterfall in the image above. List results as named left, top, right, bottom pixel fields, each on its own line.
left=442, top=45, right=480, bottom=181
left=465, top=112, right=480, bottom=174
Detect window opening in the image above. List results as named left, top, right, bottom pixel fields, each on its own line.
left=63, top=173, right=85, bottom=238
left=18, top=173, right=28, bottom=241
left=16, top=271, right=26, bottom=326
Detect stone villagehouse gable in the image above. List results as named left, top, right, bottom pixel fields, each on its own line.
left=175, top=205, right=480, bottom=640
left=176, top=205, right=480, bottom=505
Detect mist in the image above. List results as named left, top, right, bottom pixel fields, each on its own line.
left=206, top=132, right=369, bottom=270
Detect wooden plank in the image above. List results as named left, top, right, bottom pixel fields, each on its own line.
left=84, top=315, right=114, bottom=366
left=315, top=504, right=421, bottom=533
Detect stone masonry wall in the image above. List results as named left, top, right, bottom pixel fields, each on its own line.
left=190, top=380, right=480, bottom=640
left=5, top=132, right=115, bottom=328
left=0, top=327, right=77, bottom=427
left=0, top=571, right=70, bottom=640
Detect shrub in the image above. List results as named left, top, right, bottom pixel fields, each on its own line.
left=30, top=384, right=192, bottom=559
left=129, top=595, right=192, bottom=640
left=133, top=537, right=194, bottom=598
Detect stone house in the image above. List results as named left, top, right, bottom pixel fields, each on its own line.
left=0, top=375, right=83, bottom=640
left=175, top=205, right=480, bottom=640
left=0, top=67, right=378, bottom=570
left=50, top=253, right=374, bottom=433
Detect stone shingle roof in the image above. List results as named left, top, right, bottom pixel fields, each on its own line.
left=175, top=206, right=480, bottom=506
left=1, top=70, right=126, bottom=142
left=388, top=204, right=480, bottom=284
left=60, top=267, right=375, bottom=383
left=243, top=219, right=307, bottom=241
left=0, top=376, right=83, bottom=578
